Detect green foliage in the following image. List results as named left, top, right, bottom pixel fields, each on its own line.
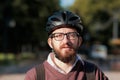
left=12, top=0, right=61, bottom=43
left=70, top=0, right=120, bottom=42
left=70, top=0, right=120, bottom=24
left=0, top=0, right=61, bottom=52
left=0, top=53, right=15, bottom=65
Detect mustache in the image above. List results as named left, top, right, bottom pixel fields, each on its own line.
left=60, top=43, right=73, bottom=48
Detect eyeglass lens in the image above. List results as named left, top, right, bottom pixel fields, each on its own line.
left=51, top=32, right=79, bottom=41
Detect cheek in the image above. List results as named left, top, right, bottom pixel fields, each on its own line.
left=72, top=40, right=81, bottom=49
left=71, top=39, right=79, bottom=45
left=74, top=42, right=79, bottom=49
left=51, top=41, right=60, bottom=49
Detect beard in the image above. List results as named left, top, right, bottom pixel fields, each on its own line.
left=55, top=52, right=75, bottom=63
left=53, top=46, right=77, bottom=63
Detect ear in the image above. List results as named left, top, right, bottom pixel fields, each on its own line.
left=78, top=37, right=82, bottom=46
left=47, top=38, right=53, bottom=48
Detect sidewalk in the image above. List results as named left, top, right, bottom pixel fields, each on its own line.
left=105, top=71, right=120, bottom=80
left=0, top=74, right=25, bottom=80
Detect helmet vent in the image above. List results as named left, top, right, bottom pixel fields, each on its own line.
left=69, top=16, right=78, bottom=21
left=46, top=10, right=84, bottom=35
left=51, top=17, right=60, bottom=21
left=62, top=12, right=66, bottom=21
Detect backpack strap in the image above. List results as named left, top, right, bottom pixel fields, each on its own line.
left=35, top=63, right=45, bottom=80
left=84, top=60, right=96, bottom=80
left=35, top=61, right=95, bottom=80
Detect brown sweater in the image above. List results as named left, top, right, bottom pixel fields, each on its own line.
left=24, top=60, right=108, bottom=80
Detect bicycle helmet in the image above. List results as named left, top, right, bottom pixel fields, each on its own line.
left=46, top=10, right=84, bottom=35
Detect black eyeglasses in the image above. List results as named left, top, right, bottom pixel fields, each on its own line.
left=49, top=32, right=80, bottom=41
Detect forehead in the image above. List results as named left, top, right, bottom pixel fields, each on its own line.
left=52, top=27, right=77, bottom=33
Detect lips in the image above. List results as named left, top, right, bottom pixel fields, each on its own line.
left=60, top=44, right=73, bottom=50
left=62, top=45, right=71, bottom=48
left=62, top=46, right=73, bottom=50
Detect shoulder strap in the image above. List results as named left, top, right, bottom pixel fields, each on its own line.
left=84, top=60, right=96, bottom=80
left=35, top=60, right=95, bottom=80
left=35, top=63, right=45, bottom=80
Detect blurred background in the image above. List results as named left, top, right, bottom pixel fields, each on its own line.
left=0, top=0, right=120, bottom=80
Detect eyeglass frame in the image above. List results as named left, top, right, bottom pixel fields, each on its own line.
left=49, top=32, right=80, bottom=41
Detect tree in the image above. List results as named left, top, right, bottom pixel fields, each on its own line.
left=70, top=0, right=120, bottom=43
left=0, top=0, right=61, bottom=53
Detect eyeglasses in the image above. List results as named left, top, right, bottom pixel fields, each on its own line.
left=49, top=32, right=80, bottom=41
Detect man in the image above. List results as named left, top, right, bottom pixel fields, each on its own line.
left=24, top=10, right=108, bottom=80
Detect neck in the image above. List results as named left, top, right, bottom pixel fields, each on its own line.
left=53, top=54, right=76, bottom=74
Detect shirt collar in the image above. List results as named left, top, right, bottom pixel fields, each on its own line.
left=47, top=52, right=84, bottom=74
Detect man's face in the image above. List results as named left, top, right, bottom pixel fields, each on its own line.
left=48, top=28, right=82, bottom=63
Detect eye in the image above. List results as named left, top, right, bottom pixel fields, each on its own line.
left=54, top=33, right=63, bottom=38
left=70, top=33, right=76, bottom=37
left=68, top=32, right=79, bottom=39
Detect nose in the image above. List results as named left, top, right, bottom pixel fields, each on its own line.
left=62, top=35, right=70, bottom=43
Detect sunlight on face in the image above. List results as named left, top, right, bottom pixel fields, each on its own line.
left=48, top=28, right=82, bottom=63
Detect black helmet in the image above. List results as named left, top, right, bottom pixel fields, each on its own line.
left=46, top=10, right=84, bottom=35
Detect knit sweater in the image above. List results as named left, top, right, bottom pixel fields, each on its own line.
left=24, top=60, right=108, bottom=80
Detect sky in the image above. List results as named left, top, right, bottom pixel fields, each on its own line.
left=60, top=0, right=75, bottom=7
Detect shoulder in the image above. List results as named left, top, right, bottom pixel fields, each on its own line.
left=24, top=67, right=36, bottom=80
left=83, top=60, right=98, bottom=72
left=25, top=61, right=46, bottom=80
left=84, top=60, right=109, bottom=79
left=83, top=60, right=97, bottom=67
left=27, top=67, right=36, bottom=74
